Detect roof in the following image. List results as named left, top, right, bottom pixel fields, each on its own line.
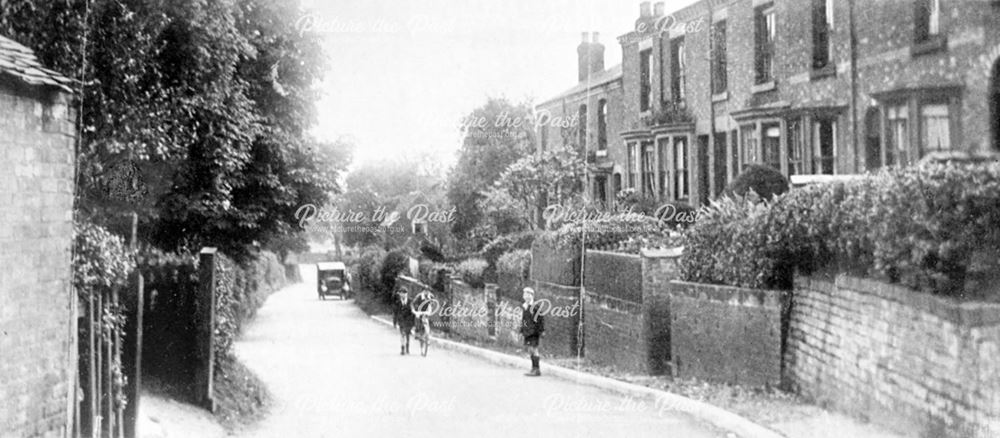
left=317, top=262, right=347, bottom=270
left=0, top=35, right=74, bottom=93
left=538, top=63, right=622, bottom=108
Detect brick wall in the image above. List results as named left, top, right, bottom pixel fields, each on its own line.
left=581, top=249, right=681, bottom=374
left=530, top=240, right=580, bottom=287
left=584, top=293, right=646, bottom=373
left=669, top=280, right=788, bottom=387
left=786, top=275, right=1000, bottom=438
left=495, top=295, right=522, bottom=348
left=447, top=279, right=490, bottom=341
left=531, top=281, right=581, bottom=357
left=0, top=80, right=76, bottom=437
left=584, top=250, right=642, bottom=302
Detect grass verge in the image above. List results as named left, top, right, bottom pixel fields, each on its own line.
left=212, top=354, right=273, bottom=433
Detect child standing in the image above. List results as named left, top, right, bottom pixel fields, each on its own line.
left=520, top=287, right=545, bottom=377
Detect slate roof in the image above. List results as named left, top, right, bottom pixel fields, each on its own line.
left=538, top=63, right=622, bottom=107
left=0, top=35, right=74, bottom=93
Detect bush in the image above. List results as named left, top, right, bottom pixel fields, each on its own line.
left=725, top=164, right=789, bottom=201
left=682, top=162, right=1000, bottom=297
left=355, top=246, right=386, bottom=292
left=73, top=222, right=135, bottom=296
left=496, top=250, right=531, bottom=280
left=380, top=249, right=411, bottom=297
left=455, top=258, right=488, bottom=288
left=538, top=214, right=682, bottom=255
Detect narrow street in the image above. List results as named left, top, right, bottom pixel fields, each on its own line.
left=234, top=267, right=726, bottom=438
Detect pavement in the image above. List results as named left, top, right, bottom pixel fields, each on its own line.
left=230, top=267, right=729, bottom=438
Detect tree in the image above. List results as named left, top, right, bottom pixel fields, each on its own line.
left=481, top=146, right=586, bottom=231
left=447, top=97, right=535, bottom=239
left=0, top=0, right=349, bottom=261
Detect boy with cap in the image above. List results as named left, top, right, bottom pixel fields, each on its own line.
left=520, top=287, right=545, bottom=376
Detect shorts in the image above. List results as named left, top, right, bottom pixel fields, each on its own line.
left=523, top=335, right=540, bottom=347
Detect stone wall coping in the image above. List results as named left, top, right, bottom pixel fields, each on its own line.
left=797, top=274, right=1000, bottom=327
left=586, top=249, right=642, bottom=259
left=669, top=280, right=789, bottom=308
left=585, top=291, right=643, bottom=315
left=532, top=280, right=582, bottom=292
left=641, top=247, right=685, bottom=258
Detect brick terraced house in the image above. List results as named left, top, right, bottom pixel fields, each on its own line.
left=539, top=0, right=1000, bottom=207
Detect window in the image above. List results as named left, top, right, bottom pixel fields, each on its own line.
left=671, top=37, right=686, bottom=103
left=627, top=143, right=638, bottom=189
left=658, top=138, right=670, bottom=198
left=920, top=103, right=951, bottom=153
left=787, top=118, right=806, bottom=175
left=578, top=104, right=588, bottom=149
left=915, top=0, right=942, bottom=42
left=755, top=5, right=776, bottom=84
left=674, top=137, right=689, bottom=200
left=597, top=99, right=608, bottom=150
left=642, top=142, right=656, bottom=196
left=640, top=49, right=653, bottom=112
left=740, top=125, right=757, bottom=172
left=613, top=173, right=623, bottom=197
left=762, top=123, right=782, bottom=170
left=712, top=21, right=728, bottom=94
left=814, top=118, right=836, bottom=175
left=812, top=0, right=834, bottom=70
left=412, top=220, right=427, bottom=235
left=886, top=104, right=908, bottom=166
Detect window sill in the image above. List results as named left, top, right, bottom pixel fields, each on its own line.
left=810, top=64, right=836, bottom=81
left=712, top=91, right=729, bottom=103
left=911, top=35, right=947, bottom=57
left=751, top=80, right=777, bottom=94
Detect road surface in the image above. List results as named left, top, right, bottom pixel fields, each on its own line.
left=234, top=266, right=727, bottom=438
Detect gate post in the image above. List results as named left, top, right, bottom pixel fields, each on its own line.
left=197, top=248, right=218, bottom=412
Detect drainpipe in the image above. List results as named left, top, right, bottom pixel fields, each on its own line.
left=849, top=0, right=859, bottom=172
left=707, top=5, right=717, bottom=202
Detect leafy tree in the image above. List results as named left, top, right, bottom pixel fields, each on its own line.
left=481, top=146, right=586, bottom=230
left=0, top=0, right=349, bottom=261
left=447, top=97, right=535, bottom=238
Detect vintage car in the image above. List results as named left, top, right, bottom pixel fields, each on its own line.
left=316, top=262, right=351, bottom=300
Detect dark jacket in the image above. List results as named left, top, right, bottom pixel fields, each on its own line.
left=393, top=297, right=416, bottom=331
left=520, top=302, right=545, bottom=338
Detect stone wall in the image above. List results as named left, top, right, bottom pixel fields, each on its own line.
left=0, top=80, right=76, bottom=437
left=448, top=279, right=490, bottom=341
left=786, top=275, right=1000, bottom=438
left=669, top=280, right=789, bottom=388
left=531, top=281, right=581, bottom=357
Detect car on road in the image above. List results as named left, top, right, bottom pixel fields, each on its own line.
left=317, top=262, right=351, bottom=300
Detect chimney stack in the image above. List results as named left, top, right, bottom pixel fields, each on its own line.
left=577, top=31, right=606, bottom=83
left=654, top=2, right=666, bottom=17
left=640, top=1, right=652, bottom=17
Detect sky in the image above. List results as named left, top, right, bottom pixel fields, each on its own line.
left=302, top=0, right=700, bottom=167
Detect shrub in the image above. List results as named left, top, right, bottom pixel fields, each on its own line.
left=380, top=249, right=411, bottom=298
left=682, top=162, right=1000, bottom=297
left=538, top=214, right=681, bottom=255
left=497, top=249, right=531, bottom=280
left=73, top=222, right=135, bottom=296
left=725, top=164, right=789, bottom=201
left=420, top=240, right=446, bottom=262
left=654, top=201, right=699, bottom=229
left=455, top=258, right=488, bottom=288
left=680, top=192, right=780, bottom=289
left=355, top=246, right=386, bottom=291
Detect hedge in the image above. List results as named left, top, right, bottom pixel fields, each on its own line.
left=681, top=162, right=1000, bottom=297
left=455, top=258, right=488, bottom=289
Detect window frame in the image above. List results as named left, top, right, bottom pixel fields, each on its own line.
left=711, top=20, right=728, bottom=95
left=754, top=4, right=776, bottom=85
left=597, top=99, right=608, bottom=151
left=671, top=37, right=687, bottom=104
left=639, top=49, right=653, bottom=112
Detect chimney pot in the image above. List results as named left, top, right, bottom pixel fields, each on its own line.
left=592, top=32, right=600, bottom=43
left=640, top=1, right=652, bottom=17
left=654, top=2, right=666, bottom=16
left=581, top=32, right=590, bottom=43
